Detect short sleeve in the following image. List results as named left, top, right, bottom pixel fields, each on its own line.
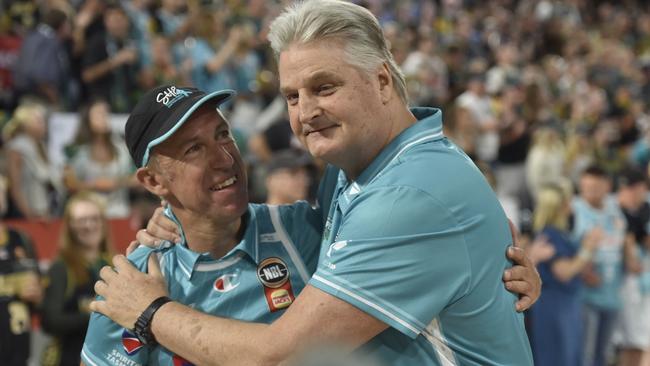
left=81, top=246, right=155, bottom=365
left=309, top=186, right=471, bottom=339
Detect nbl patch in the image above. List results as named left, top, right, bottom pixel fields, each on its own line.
left=121, top=329, right=144, bottom=355
left=257, top=257, right=295, bottom=312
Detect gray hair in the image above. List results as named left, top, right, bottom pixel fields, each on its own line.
left=268, top=0, right=409, bottom=104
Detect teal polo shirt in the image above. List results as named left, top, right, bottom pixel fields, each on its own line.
left=81, top=202, right=322, bottom=366
left=311, top=108, right=533, bottom=365
left=572, top=196, right=626, bottom=310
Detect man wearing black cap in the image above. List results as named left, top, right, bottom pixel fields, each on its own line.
left=81, top=85, right=324, bottom=365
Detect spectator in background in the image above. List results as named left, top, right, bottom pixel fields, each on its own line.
left=63, top=99, right=135, bottom=219
left=227, top=21, right=263, bottom=139
left=0, top=222, right=42, bottom=366
left=401, top=32, right=449, bottom=107
left=81, top=3, right=139, bottom=113
left=565, top=125, right=596, bottom=186
left=456, top=73, right=499, bottom=163
left=526, top=126, right=566, bottom=204
left=12, top=8, right=71, bottom=106
left=182, top=11, right=241, bottom=95
left=614, top=168, right=650, bottom=366
left=156, top=0, right=189, bottom=41
left=41, top=191, right=112, bottom=366
left=139, top=35, right=187, bottom=89
left=264, top=149, right=313, bottom=205
left=572, top=165, right=630, bottom=366
left=529, top=181, right=602, bottom=366
left=4, top=101, right=62, bottom=219
left=123, top=0, right=157, bottom=69
left=494, top=77, right=531, bottom=206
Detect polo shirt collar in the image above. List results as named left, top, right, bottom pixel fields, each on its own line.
left=339, top=107, right=444, bottom=200
left=163, top=204, right=260, bottom=279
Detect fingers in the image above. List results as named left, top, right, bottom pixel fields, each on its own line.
left=146, top=207, right=181, bottom=243
left=112, top=255, right=139, bottom=275
left=89, top=299, right=107, bottom=315
left=147, top=254, right=163, bottom=278
left=135, top=229, right=160, bottom=247
left=503, top=263, right=530, bottom=282
left=505, top=279, right=530, bottom=294
left=506, top=246, right=529, bottom=266
left=506, top=280, right=533, bottom=312
left=94, top=279, right=108, bottom=297
left=99, top=265, right=118, bottom=283
left=126, top=240, right=140, bottom=256
left=507, top=219, right=520, bottom=247
left=515, top=295, right=533, bottom=312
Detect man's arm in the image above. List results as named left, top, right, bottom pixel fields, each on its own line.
left=134, top=207, right=542, bottom=310
left=91, top=255, right=386, bottom=366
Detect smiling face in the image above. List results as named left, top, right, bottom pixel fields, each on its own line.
left=145, top=105, right=248, bottom=224
left=69, top=200, right=104, bottom=250
left=279, top=40, right=394, bottom=178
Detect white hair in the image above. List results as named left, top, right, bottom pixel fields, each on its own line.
left=268, top=0, right=409, bottom=104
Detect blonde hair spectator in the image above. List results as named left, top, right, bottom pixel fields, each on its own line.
left=526, top=126, right=566, bottom=202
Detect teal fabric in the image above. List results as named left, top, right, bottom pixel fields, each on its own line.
left=311, top=108, right=533, bottom=365
left=572, top=196, right=626, bottom=310
left=81, top=202, right=322, bottom=365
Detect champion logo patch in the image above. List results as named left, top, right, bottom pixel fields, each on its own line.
left=214, top=273, right=240, bottom=293
left=121, top=329, right=143, bottom=355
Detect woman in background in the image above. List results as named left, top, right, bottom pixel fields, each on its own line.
left=4, top=101, right=61, bottom=218
left=41, top=192, right=113, bottom=366
left=63, top=99, right=135, bottom=218
left=529, top=181, right=602, bottom=366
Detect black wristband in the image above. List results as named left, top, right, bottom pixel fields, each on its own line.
left=133, top=296, right=172, bottom=345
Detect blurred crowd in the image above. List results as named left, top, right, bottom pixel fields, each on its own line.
left=1, top=0, right=650, bottom=365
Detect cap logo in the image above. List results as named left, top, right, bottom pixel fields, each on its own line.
left=156, top=86, right=191, bottom=108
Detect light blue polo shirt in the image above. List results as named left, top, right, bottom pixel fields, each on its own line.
left=81, top=202, right=322, bottom=366
left=572, top=196, right=626, bottom=310
left=311, top=107, right=533, bottom=366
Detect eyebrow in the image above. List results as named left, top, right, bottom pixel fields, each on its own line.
left=280, top=71, right=340, bottom=95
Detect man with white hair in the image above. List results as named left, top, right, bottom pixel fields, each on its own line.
left=91, top=1, right=535, bottom=365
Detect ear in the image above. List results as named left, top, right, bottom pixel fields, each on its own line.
left=377, top=62, right=393, bottom=104
left=136, top=167, right=170, bottom=197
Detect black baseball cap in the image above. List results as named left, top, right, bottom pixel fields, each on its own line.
left=125, top=85, right=235, bottom=167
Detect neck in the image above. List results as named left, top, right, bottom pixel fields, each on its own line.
left=342, top=102, right=417, bottom=180
left=174, top=209, right=243, bottom=259
left=266, top=195, right=284, bottom=205
left=92, top=134, right=111, bottom=145
left=586, top=199, right=604, bottom=210
left=83, top=245, right=100, bottom=263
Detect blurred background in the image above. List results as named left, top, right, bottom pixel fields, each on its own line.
left=1, top=0, right=650, bottom=365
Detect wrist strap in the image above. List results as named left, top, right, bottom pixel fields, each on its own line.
left=134, top=296, right=172, bottom=345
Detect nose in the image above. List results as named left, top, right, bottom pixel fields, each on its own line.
left=209, top=144, right=235, bottom=170
left=298, top=93, right=322, bottom=124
